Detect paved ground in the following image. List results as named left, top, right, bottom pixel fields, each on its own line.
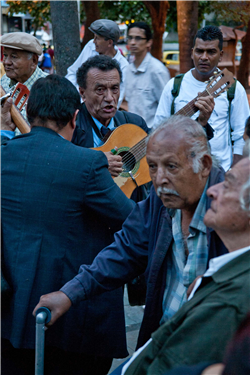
left=108, top=286, right=144, bottom=374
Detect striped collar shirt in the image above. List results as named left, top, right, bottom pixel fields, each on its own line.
left=1, top=66, right=47, bottom=124
left=160, top=180, right=209, bottom=324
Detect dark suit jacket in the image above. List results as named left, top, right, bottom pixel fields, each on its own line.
left=1, top=126, right=135, bottom=357
left=123, top=250, right=250, bottom=375
left=61, top=164, right=228, bottom=349
left=71, top=103, right=150, bottom=148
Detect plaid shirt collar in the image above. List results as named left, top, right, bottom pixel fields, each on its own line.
left=161, top=180, right=209, bottom=324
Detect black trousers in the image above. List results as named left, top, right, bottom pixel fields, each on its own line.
left=2, top=338, right=113, bottom=375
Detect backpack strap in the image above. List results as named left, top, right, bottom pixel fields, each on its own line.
left=171, top=74, right=185, bottom=115
left=227, top=78, right=236, bottom=145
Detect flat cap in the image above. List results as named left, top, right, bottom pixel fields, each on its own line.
left=89, top=19, right=120, bottom=44
left=1, top=32, right=43, bottom=55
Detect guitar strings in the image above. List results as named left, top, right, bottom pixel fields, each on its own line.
left=121, top=137, right=148, bottom=171
left=119, top=74, right=230, bottom=174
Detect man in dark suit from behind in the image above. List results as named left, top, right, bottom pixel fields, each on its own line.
left=1, top=75, right=135, bottom=375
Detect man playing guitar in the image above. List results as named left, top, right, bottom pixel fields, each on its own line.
left=155, top=25, right=249, bottom=171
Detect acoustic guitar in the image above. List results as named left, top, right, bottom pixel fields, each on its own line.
left=95, top=68, right=235, bottom=198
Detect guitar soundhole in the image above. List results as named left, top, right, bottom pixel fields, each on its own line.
left=119, top=151, right=136, bottom=173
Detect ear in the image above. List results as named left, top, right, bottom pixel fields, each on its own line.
left=108, top=39, right=113, bottom=48
left=79, top=87, right=86, bottom=102
left=147, top=39, right=153, bottom=50
left=201, top=154, right=213, bottom=178
left=219, top=50, right=223, bottom=63
left=32, top=53, right=39, bottom=68
left=70, top=109, right=79, bottom=130
left=191, top=48, right=194, bottom=61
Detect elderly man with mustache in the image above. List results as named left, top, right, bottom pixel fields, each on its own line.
left=34, top=115, right=228, bottom=351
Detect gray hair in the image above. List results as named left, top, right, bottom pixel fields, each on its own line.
left=149, top=115, right=211, bottom=173
left=26, top=52, right=34, bottom=60
left=240, top=177, right=250, bottom=214
left=243, top=139, right=250, bottom=158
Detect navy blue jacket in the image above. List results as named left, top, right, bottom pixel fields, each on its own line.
left=1, top=126, right=135, bottom=357
left=71, top=103, right=150, bottom=148
left=61, top=165, right=227, bottom=349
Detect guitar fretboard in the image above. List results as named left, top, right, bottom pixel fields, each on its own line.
left=175, top=89, right=210, bottom=117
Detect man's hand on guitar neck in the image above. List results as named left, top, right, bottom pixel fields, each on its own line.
left=1, top=97, right=16, bottom=132
left=104, top=151, right=123, bottom=177
left=195, top=93, right=215, bottom=127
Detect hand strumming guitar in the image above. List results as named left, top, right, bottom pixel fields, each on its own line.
left=104, top=150, right=123, bottom=177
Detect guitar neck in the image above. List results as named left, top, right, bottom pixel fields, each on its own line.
left=0, top=85, right=30, bottom=134
left=175, top=89, right=210, bottom=117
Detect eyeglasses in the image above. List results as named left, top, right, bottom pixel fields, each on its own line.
left=127, top=36, right=147, bottom=42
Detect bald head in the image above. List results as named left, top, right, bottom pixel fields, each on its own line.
left=149, top=116, right=211, bottom=173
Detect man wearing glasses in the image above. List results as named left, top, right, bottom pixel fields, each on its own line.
left=125, top=22, right=170, bottom=128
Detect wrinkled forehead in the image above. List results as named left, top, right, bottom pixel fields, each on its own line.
left=3, top=46, right=30, bottom=57
left=226, top=158, right=250, bottom=186
left=147, top=129, right=190, bottom=159
left=86, top=67, right=121, bottom=86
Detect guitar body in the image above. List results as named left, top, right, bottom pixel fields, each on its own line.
left=94, top=124, right=151, bottom=198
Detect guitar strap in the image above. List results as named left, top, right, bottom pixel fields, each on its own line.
left=227, top=78, right=236, bottom=145
left=171, top=73, right=185, bottom=115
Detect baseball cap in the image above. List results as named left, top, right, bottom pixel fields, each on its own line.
left=1, top=32, right=43, bottom=55
left=89, top=19, right=120, bottom=44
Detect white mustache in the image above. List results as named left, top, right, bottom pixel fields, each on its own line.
left=156, top=187, right=180, bottom=198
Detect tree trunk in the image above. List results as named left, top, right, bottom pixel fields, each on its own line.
left=177, top=1, right=198, bottom=74
left=50, top=1, right=81, bottom=76
left=143, top=1, right=169, bottom=61
left=81, top=1, right=100, bottom=49
left=237, top=19, right=250, bottom=89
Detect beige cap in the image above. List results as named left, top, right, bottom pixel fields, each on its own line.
left=1, top=32, right=43, bottom=55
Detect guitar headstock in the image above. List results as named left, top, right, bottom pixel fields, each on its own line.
left=205, top=69, right=235, bottom=98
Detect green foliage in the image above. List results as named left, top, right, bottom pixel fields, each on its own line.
left=199, top=1, right=250, bottom=28
left=7, top=1, right=51, bottom=32
left=98, top=1, right=151, bottom=24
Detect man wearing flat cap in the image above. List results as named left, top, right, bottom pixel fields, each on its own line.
left=66, top=19, right=128, bottom=108
left=1, top=32, right=47, bottom=123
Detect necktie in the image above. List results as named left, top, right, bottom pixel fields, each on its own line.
left=100, top=126, right=110, bottom=137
